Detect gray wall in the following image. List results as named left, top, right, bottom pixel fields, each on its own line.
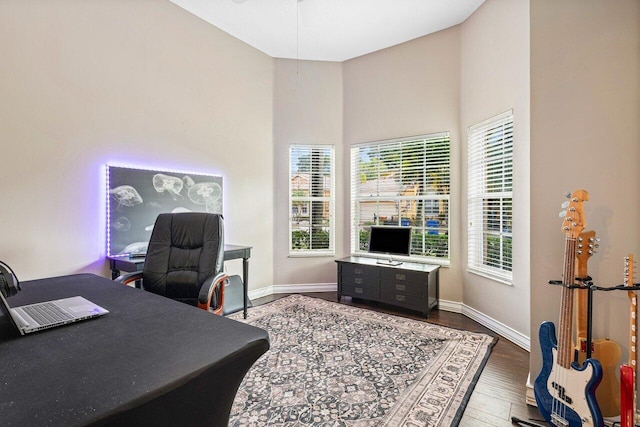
left=0, top=0, right=275, bottom=287
left=273, top=59, right=344, bottom=287
left=460, top=0, right=531, bottom=340
left=342, top=26, right=463, bottom=303
left=529, top=0, right=640, bottom=382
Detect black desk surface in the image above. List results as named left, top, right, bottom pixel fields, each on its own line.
left=0, top=274, right=269, bottom=427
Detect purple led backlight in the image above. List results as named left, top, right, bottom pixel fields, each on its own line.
left=105, top=163, right=224, bottom=257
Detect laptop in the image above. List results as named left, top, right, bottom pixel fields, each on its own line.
left=0, top=291, right=108, bottom=335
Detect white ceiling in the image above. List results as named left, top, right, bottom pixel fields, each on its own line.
left=169, top=0, right=485, bottom=62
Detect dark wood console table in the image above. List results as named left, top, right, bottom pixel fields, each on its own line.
left=336, top=256, right=439, bottom=318
left=108, top=244, right=252, bottom=318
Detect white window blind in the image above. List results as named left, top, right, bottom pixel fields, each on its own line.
left=350, top=133, right=450, bottom=262
left=289, top=145, right=335, bottom=255
left=467, top=110, right=513, bottom=283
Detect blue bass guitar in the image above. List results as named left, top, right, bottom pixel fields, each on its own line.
left=533, top=190, right=604, bottom=427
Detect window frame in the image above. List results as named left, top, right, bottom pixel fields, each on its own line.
left=350, top=132, right=451, bottom=265
left=288, top=144, right=335, bottom=257
left=467, top=110, right=514, bottom=284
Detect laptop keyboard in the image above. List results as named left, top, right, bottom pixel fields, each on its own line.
left=22, top=303, right=74, bottom=325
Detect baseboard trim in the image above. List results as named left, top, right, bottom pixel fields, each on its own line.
left=248, top=283, right=337, bottom=301
left=459, top=303, right=530, bottom=351
left=252, top=283, right=530, bottom=351
left=437, top=299, right=462, bottom=313
left=247, top=286, right=273, bottom=301
left=273, top=283, right=338, bottom=294
left=525, top=373, right=536, bottom=406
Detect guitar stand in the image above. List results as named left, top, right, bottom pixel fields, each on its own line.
left=511, top=416, right=549, bottom=426
left=547, top=279, right=640, bottom=360
left=548, top=277, right=595, bottom=358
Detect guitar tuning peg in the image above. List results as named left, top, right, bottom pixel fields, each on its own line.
left=559, top=210, right=567, bottom=218
left=565, top=192, right=572, bottom=199
left=561, top=201, right=569, bottom=209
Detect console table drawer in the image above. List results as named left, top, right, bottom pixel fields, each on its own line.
left=380, top=269, right=426, bottom=285
left=341, top=265, right=378, bottom=286
left=342, top=283, right=379, bottom=300
left=380, top=280, right=422, bottom=297
left=380, top=290, right=423, bottom=311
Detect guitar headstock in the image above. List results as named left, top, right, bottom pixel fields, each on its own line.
left=560, top=190, right=589, bottom=238
left=577, top=230, right=597, bottom=263
left=625, top=254, right=635, bottom=288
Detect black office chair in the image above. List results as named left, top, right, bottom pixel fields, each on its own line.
left=115, top=213, right=227, bottom=315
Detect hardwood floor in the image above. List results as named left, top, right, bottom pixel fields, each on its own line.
left=252, top=292, right=542, bottom=427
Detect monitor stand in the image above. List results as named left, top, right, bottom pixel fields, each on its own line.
left=376, top=257, right=403, bottom=266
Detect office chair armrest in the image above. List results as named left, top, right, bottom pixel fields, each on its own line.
left=114, top=272, right=143, bottom=287
left=197, top=272, right=228, bottom=315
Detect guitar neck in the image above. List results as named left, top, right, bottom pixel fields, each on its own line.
left=626, top=254, right=637, bottom=371
left=575, top=230, right=596, bottom=344
left=622, top=254, right=637, bottom=427
left=558, top=237, right=578, bottom=368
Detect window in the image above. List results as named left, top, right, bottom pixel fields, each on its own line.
left=350, top=133, right=451, bottom=262
left=467, top=110, right=513, bottom=283
left=289, top=145, right=335, bottom=255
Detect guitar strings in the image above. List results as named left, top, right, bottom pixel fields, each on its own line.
left=551, top=237, right=567, bottom=424
left=552, top=236, right=577, bottom=425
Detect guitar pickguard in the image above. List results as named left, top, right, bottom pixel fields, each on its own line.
left=535, top=321, right=604, bottom=427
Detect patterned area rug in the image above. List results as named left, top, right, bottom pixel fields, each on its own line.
left=228, top=295, right=496, bottom=426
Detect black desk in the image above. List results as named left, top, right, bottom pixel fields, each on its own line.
left=108, top=244, right=252, bottom=318
left=0, top=274, right=269, bottom=427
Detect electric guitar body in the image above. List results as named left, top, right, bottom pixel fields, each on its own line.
left=620, top=254, right=637, bottom=427
left=536, top=321, right=603, bottom=427
left=621, top=365, right=635, bottom=427
left=573, top=339, right=621, bottom=416
left=534, top=190, right=604, bottom=427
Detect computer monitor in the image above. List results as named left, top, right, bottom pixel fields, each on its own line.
left=368, top=226, right=412, bottom=257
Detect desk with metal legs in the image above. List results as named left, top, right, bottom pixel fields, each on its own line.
left=108, top=244, right=252, bottom=318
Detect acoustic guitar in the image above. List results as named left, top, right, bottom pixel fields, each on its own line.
left=621, top=254, right=637, bottom=427
left=573, top=230, right=621, bottom=417
left=534, top=190, right=603, bottom=427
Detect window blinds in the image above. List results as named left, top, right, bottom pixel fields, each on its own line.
left=289, top=144, right=335, bottom=255
left=350, top=133, right=450, bottom=261
left=467, top=110, right=513, bottom=283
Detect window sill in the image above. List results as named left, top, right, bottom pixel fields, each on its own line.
left=467, top=267, right=513, bottom=286
left=288, top=252, right=335, bottom=258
